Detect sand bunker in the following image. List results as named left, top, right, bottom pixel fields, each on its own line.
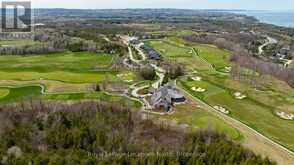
left=191, top=76, right=201, bottom=81
left=225, top=67, right=232, bottom=73
left=234, top=92, right=247, bottom=100
left=117, top=73, right=134, bottom=83
left=124, top=80, right=134, bottom=83
left=192, top=87, right=206, bottom=93
left=117, top=73, right=132, bottom=77
left=213, top=106, right=230, bottom=114
left=276, top=111, right=294, bottom=120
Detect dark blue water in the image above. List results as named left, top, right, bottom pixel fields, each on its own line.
left=232, top=10, right=294, bottom=28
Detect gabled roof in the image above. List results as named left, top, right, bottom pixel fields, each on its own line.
left=150, top=84, right=185, bottom=107
left=141, top=45, right=161, bottom=60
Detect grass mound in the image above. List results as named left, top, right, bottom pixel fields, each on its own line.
left=0, top=89, right=10, bottom=98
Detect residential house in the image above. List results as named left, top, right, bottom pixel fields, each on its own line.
left=140, top=45, right=161, bottom=60
left=149, top=83, right=186, bottom=111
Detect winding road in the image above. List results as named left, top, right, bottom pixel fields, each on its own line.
left=258, top=36, right=278, bottom=55
left=122, top=36, right=168, bottom=114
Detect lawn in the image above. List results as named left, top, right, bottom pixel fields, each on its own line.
left=0, top=89, right=10, bottom=98
left=180, top=74, right=294, bottom=150
left=145, top=36, right=294, bottom=150
left=0, top=51, right=143, bottom=106
left=0, top=71, right=115, bottom=83
left=144, top=40, right=212, bottom=71
left=158, top=104, right=240, bottom=140
left=184, top=78, right=225, bottom=99
left=117, top=71, right=138, bottom=83
left=0, top=52, right=124, bottom=89
left=166, top=37, right=231, bottom=70
left=144, top=40, right=193, bottom=58
left=0, top=86, right=142, bottom=110
left=0, top=86, right=42, bottom=103
left=0, top=80, right=92, bottom=93
left=46, top=92, right=141, bottom=108
left=0, top=39, right=40, bottom=46
left=0, top=52, right=113, bottom=72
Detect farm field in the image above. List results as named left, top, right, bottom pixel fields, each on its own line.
left=145, top=36, right=294, bottom=151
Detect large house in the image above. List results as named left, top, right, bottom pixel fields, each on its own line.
left=149, top=83, right=186, bottom=111
left=140, top=45, right=161, bottom=60
left=127, top=36, right=161, bottom=60
left=129, top=37, right=141, bottom=45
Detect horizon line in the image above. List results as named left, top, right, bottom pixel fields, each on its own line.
left=3, top=7, right=279, bottom=11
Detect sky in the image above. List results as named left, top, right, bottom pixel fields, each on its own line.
left=5, top=0, right=294, bottom=10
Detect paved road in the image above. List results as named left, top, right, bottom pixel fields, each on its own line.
left=128, top=46, right=142, bottom=65
left=123, top=39, right=166, bottom=111
left=258, top=36, right=278, bottom=55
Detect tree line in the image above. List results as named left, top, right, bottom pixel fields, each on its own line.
left=184, top=33, right=294, bottom=88
left=0, top=28, right=128, bottom=56
left=0, top=100, right=274, bottom=164
left=231, top=50, right=294, bottom=88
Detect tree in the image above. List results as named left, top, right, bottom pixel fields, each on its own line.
left=164, top=62, right=185, bottom=79
left=140, top=65, right=156, bottom=80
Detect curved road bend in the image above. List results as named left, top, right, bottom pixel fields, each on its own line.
left=258, top=36, right=278, bottom=55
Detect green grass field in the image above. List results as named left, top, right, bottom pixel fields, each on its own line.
left=0, top=86, right=141, bottom=109
left=166, top=37, right=231, bottom=70
left=145, top=40, right=193, bottom=58
left=144, top=38, right=242, bottom=140
left=0, top=80, right=93, bottom=93
left=0, top=86, right=42, bottom=103
left=144, top=36, right=294, bottom=150
left=0, top=52, right=120, bottom=84
left=0, top=51, right=113, bottom=72
left=158, top=104, right=240, bottom=140
left=1, top=35, right=293, bottom=153
left=0, top=51, right=142, bottom=106
left=180, top=74, right=294, bottom=150
left=0, top=39, right=40, bottom=46
left=144, top=40, right=213, bottom=71
left=0, top=89, right=10, bottom=98
left=0, top=71, right=115, bottom=83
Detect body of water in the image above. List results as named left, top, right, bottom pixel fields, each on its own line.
left=232, top=10, right=294, bottom=28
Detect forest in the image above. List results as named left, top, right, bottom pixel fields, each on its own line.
left=0, top=100, right=273, bottom=164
